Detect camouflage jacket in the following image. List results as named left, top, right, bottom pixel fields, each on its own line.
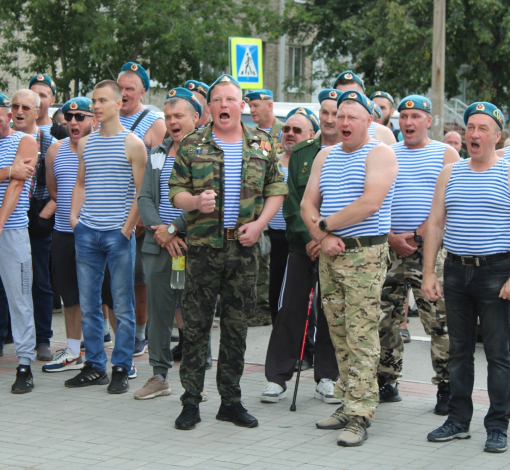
left=269, top=117, right=285, bottom=154
left=169, top=122, right=288, bottom=248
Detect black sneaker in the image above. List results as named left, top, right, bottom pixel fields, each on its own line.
left=65, top=361, right=109, bottom=388
left=175, top=403, right=201, bottom=430
left=484, top=429, right=507, bottom=453
left=216, top=401, right=258, bottom=428
left=434, top=381, right=451, bottom=416
left=427, top=419, right=470, bottom=442
left=379, top=380, right=402, bottom=403
left=107, top=366, right=129, bottom=394
left=11, top=365, right=34, bottom=394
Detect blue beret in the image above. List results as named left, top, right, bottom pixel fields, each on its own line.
left=318, top=88, right=340, bottom=104
left=285, top=107, right=320, bottom=133
left=464, top=101, right=505, bottom=130
left=338, top=90, right=374, bottom=115
left=166, top=87, right=203, bottom=118
left=29, top=74, right=56, bottom=95
left=206, top=74, right=241, bottom=103
left=184, top=80, right=209, bottom=99
left=120, top=62, right=150, bottom=92
left=373, top=102, right=383, bottom=120
left=244, top=89, right=273, bottom=103
left=61, top=97, right=93, bottom=115
left=0, top=93, right=10, bottom=108
left=397, top=95, right=432, bottom=114
left=333, top=71, right=365, bottom=92
left=369, top=91, right=395, bottom=106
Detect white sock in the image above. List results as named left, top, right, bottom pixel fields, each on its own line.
left=135, top=324, right=146, bottom=341
left=104, top=318, right=110, bottom=335
left=67, top=339, right=81, bottom=357
left=389, top=383, right=397, bottom=388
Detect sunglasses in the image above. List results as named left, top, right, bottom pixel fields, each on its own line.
left=64, top=112, right=94, bottom=122
left=11, top=103, right=38, bottom=112
left=282, top=125, right=313, bottom=134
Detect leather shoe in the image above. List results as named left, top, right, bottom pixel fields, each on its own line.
left=175, top=403, right=201, bottom=430
left=216, top=401, right=258, bottom=428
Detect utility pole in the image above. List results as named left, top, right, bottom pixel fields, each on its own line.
left=278, top=0, right=286, bottom=102
left=431, top=0, right=446, bottom=140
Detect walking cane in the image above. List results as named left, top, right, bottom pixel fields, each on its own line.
left=290, top=258, right=320, bottom=412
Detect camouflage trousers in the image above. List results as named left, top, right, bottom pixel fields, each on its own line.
left=179, top=242, right=259, bottom=405
left=378, top=246, right=449, bottom=385
left=320, top=243, right=389, bottom=422
left=250, top=251, right=271, bottom=326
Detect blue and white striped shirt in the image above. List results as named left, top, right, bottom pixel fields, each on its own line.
left=31, top=129, right=56, bottom=200
left=53, top=138, right=78, bottom=233
left=320, top=140, right=394, bottom=237
left=391, top=140, right=446, bottom=233
left=212, top=134, right=243, bottom=229
left=119, top=109, right=162, bottom=157
left=0, top=132, right=30, bottom=229
left=79, top=130, right=135, bottom=231
left=158, top=152, right=182, bottom=225
left=444, top=158, right=510, bottom=256
left=368, top=122, right=376, bottom=138
left=501, top=145, right=510, bottom=161
left=268, top=166, right=288, bottom=230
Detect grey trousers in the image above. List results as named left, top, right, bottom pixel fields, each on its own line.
left=144, top=248, right=182, bottom=375
left=0, top=228, right=36, bottom=362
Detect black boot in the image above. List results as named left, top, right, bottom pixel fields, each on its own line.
left=175, top=403, right=201, bottom=430
left=434, top=381, right=451, bottom=415
left=216, top=401, right=258, bottom=428
left=171, top=328, right=183, bottom=361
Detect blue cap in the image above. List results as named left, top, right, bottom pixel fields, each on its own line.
left=61, top=97, right=93, bottom=115
left=333, top=71, right=365, bottom=92
left=244, top=89, right=273, bottom=103
left=0, top=93, right=10, bottom=108
left=120, top=62, right=150, bottom=92
left=184, top=80, right=209, bottom=99
left=29, top=74, right=56, bottom=95
left=166, top=87, right=203, bottom=118
left=369, top=91, right=395, bottom=106
left=464, top=101, right=505, bottom=130
left=397, top=95, right=432, bottom=114
left=285, top=107, right=320, bottom=133
left=338, top=91, right=374, bottom=115
left=373, top=102, right=383, bottom=120
left=206, top=74, right=241, bottom=103
left=318, top=89, right=340, bottom=104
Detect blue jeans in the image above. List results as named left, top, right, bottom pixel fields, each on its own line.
left=74, top=223, right=136, bottom=372
left=444, top=255, right=510, bottom=431
left=30, top=233, right=53, bottom=346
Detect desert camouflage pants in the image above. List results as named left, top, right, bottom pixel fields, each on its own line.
left=378, top=246, right=449, bottom=385
left=179, top=242, right=259, bottom=405
left=320, top=243, right=389, bottom=422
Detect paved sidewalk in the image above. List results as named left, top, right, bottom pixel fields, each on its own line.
left=0, top=342, right=505, bottom=470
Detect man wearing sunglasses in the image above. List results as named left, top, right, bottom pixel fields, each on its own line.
left=11, top=89, right=57, bottom=364
left=42, top=97, right=95, bottom=373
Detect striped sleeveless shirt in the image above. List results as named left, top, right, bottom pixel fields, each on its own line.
left=501, top=145, right=510, bottom=161
left=158, top=152, right=182, bottom=225
left=119, top=109, right=162, bottom=157
left=53, top=138, right=78, bottom=233
left=320, top=140, right=394, bottom=237
left=268, top=166, right=288, bottom=230
left=79, top=130, right=135, bottom=231
left=391, top=140, right=445, bottom=233
left=31, top=130, right=56, bottom=200
left=368, top=122, right=376, bottom=138
left=444, top=158, right=510, bottom=255
left=0, top=132, right=30, bottom=229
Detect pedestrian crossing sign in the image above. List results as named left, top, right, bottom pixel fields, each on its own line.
left=229, top=37, right=263, bottom=89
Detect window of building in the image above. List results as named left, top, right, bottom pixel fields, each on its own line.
left=288, top=46, right=303, bottom=93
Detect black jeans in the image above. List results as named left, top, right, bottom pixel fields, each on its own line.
left=444, top=255, right=510, bottom=431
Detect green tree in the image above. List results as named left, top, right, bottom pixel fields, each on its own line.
left=279, top=0, right=510, bottom=108
left=0, top=0, right=272, bottom=101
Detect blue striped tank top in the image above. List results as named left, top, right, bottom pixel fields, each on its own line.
left=157, top=152, right=183, bottom=225
left=79, top=130, right=135, bottom=231
left=444, top=158, right=510, bottom=255
left=368, top=122, right=376, bottom=138
left=0, top=132, right=30, bottom=229
left=391, top=140, right=445, bottom=233
left=53, top=138, right=78, bottom=233
left=212, top=133, right=243, bottom=228
left=502, top=145, right=510, bottom=161
left=119, top=109, right=162, bottom=157
left=320, top=140, right=394, bottom=237
left=31, top=130, right=57, bottom=200
left=268, top=166, right=288, bottom=230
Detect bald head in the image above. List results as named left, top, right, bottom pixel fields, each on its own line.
left=444, top=131, right=463, bottom=153
left=12, top=89, right=40, bottom=108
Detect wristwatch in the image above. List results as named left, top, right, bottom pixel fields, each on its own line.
left=167, top=224, right=177, bottom=235
left=413, top=230, right=423, bottom=244
left=319, top=219, right=330, bottom=233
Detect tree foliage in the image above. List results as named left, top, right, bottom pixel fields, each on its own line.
left=0, top=0, right=272, bottom=101
left=279, top=0, right=510, bottom=108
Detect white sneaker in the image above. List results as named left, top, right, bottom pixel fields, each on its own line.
left=42, top=348, right=85, bottom=373
left=315, top=378, right=342, bottom=404
left=261, top=382, right=286, bottom=403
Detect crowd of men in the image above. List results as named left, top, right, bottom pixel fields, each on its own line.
left=0, top=65, right=508, bottom=454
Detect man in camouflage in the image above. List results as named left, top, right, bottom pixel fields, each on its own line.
left=169, top=74, right=287, bottom=430
left=301, top=91, right=398, bottom=447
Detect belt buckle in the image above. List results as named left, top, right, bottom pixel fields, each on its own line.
left=461, top=256, right=480, bottom=267
left=226, top=228, right=236, bottom=241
